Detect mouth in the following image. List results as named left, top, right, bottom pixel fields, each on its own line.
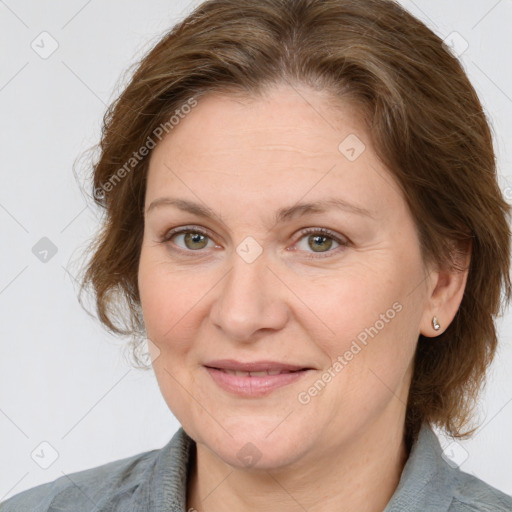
left=212, top=368, right=301, bottom=377
left=204, top=359, right=312, bottom=372
left=203, top=359, right=314, bottom=397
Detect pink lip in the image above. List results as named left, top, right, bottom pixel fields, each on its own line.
left=204, top=359, right=313, bottom=397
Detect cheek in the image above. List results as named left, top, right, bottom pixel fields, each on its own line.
left=138, top=250, right=205, bottom=426
left=305, top=260, right=421, bottom=387
left=297, top=268, right=398, bottom=347
left=138, top=248, right=199, bottom=353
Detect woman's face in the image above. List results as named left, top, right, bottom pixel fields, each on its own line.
left=138, top=84, right=436, bottom=470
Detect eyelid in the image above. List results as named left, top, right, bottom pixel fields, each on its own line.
left=293, top=227, right=348, bottom=245
left=161, top=224, right=214, bottom=241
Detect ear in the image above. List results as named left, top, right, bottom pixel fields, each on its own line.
left=420, top=239, right=471, bottom=337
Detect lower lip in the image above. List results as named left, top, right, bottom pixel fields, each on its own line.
left=205, top=367, right=310, bottom=397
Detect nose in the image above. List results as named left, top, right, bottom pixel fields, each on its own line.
left=209, top=246, right=289, bottom=342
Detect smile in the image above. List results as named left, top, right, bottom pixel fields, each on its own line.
left=203, top=361, right=313, bottom=397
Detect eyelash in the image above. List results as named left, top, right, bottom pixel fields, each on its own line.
left=159, top=225, right=349, bottom=259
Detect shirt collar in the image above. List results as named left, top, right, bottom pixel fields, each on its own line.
left=129, top=427, right=194, bottom=512
left=383, top=424, right=455, bottom=511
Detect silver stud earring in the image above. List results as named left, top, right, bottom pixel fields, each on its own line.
left=432, top=316, right=441, bottom=331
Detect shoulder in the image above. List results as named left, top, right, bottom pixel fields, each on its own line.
left=448, top=469, right=512, bottom=512
left=421, top=427, right=512, bottom=511
left=0, top=447, right=159, bottom=512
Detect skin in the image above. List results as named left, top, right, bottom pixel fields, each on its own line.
left=137, top=83, right=469, bottom=512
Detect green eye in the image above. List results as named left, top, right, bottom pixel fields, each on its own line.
left=161, top=226, right=349, bottom=259
left=181, top=231, right=210, bottom=250
left=307, top=233, right=335, bottom=252
left=162, top=227, right=214, bottom=252
left=293, top=228, right=348, bottom=258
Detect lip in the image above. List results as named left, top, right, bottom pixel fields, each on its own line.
left=204, top=359, right=310, bottom=372
left=204, top=359, right=313, bottom=398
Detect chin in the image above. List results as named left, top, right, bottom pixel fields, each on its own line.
left=191, top=418, right=313, bottom=471
left=217, top=440, right=307, bottom=471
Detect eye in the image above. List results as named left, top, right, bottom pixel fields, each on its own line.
left=160, top=226, right=216, bottom=253
left=292, top=227, right=349, bottom=258
left=159, top=225, right=349, bottom=259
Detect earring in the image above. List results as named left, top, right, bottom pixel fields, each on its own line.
left=432, top=316, right=441, bottom=331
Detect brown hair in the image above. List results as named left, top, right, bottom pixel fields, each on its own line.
left=77, top=0, right=511, bottom=443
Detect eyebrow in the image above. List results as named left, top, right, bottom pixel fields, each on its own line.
left=146, top=196, right=375, bottom=224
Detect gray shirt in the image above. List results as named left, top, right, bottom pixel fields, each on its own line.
left=1, top=424, right=511, bottom=511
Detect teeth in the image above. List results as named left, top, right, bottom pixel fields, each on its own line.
left=222, top=369, right=295, bottom=376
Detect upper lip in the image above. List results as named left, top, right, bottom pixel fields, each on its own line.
left=204, top=359, right=311, bottom=372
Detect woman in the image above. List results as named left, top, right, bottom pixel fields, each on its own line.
left=2, top=0, right=511, bottom=510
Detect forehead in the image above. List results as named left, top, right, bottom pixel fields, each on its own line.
left=152, top=85, right=365, bottom=160
left=145, top=85, right=403, bottom=219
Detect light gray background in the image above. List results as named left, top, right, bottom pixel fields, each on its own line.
left=1, top=0, right=511, bottom=500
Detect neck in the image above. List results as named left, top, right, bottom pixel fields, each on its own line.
left=186, top=418, right=409, bottom=512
